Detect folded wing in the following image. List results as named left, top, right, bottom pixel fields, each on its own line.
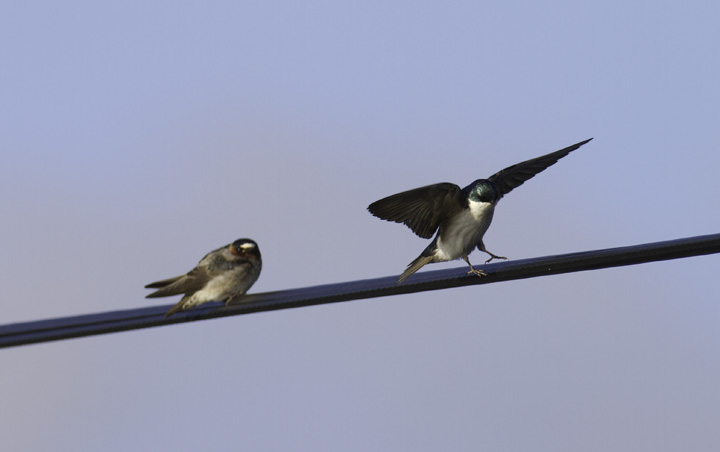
left=145, top=267, right=211, bottom=298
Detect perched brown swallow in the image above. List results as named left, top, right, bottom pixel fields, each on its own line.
left=145, top=238, right=262, bottom=317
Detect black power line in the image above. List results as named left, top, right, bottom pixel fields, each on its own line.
left=1, top=233, right=719, bottom=349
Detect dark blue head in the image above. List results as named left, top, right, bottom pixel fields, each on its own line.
left=464, top=179, right=499, bottom=204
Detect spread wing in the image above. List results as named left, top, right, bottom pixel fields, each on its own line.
left=489, top=138, right=593, bottom=200
left=368, top=183, right=466, bottom=239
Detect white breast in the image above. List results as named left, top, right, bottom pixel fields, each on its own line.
left=434, top=201, right=495, bottom=261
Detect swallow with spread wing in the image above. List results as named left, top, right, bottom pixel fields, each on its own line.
left=368, top=139, right=592, bottom=284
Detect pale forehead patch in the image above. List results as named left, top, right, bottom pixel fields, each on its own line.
left=239, top=242, right=256, bottom=249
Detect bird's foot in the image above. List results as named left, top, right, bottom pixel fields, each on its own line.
left=225, top=296, right=235, bottom=306
left=462, top=256, right=488, bottom=278
left=466, top=266, right=488, bottom=278
left=484, top=254, right=508, bottom=264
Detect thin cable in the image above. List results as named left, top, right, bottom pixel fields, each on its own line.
left=1, top=233, right=719, bottom=349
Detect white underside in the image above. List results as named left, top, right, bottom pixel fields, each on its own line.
left=434, top=200, right=495, bottom=262
left=184, top=266, right=257, bottom=308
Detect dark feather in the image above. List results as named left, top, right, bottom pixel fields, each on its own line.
left=164, top=295, right=192, bottom=318
left=144, top=266, right=212, bottom=299
left=368, top=183, right=466, bottom=239
left=144, top=276, right=183, bottom=289
left=489, top=138, right=593, bottom=199
left=397, top=254, right=434, bottom=284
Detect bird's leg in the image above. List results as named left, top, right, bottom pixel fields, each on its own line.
left=225, top=295, right=235, bottom=306
left=478, top=241, right=507, bottom=264
left=462, top=255, right=487, bottom=277
left=483, top=251, right=507, bottom=264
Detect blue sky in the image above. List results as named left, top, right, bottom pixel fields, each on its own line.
left=2, top=1, right=720, bottom=451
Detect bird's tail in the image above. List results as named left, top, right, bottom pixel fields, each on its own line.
left=164, top=298, right=187, bottom=318
left=397, top=254, right=434, bottom=284
left=165, top=294, right=197, bottom=319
